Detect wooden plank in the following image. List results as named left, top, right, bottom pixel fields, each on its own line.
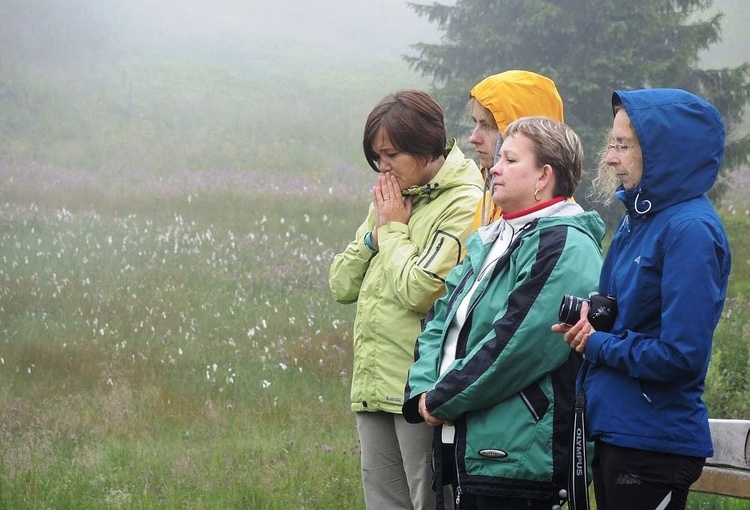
left=691, top=419, right=750, bottom=500
left=705, top=419, right=750, bottom=470
left=692, top=466, right=750, bottom=500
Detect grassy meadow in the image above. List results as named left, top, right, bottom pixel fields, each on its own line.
left=0, top=161, right=369, bottom=509
left=1, top=6, right=750, bottom=507
left=1, top=160, right=749, bottom=510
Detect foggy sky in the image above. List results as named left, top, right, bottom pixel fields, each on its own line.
left=3, top=0, right=746, bottom=72
left=86, top=0, right=447, bottom=60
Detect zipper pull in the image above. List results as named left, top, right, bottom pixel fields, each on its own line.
left=455, top=486, right=462, bottom=508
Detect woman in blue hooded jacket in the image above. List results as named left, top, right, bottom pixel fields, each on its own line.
left=554, top=88, right=732, bottom=510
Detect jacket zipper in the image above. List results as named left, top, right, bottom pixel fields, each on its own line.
left=422, top=237, right=444, bottom=267
left=519, top=390, right=541, bottom=421
left=454, top=436, right=463, bottom=509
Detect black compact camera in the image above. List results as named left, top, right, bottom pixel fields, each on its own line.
left=558, top=292, right=617, bottom=332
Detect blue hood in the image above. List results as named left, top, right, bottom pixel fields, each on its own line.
left=613, top=88, right=725, bottom=215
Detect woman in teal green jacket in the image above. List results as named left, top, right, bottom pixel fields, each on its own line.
left=404, top=117, right=604, bottom=509
left=329, top=89, right=483, bottom=509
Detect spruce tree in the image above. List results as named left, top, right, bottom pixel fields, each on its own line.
left=406, top=0, right=750, bottom=206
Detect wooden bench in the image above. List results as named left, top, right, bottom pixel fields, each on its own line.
left=691, top=419, right=750, bottom=500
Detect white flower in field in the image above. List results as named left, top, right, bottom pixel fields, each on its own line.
left=303, top=214, right=310, bottom=223
left=279, top=363, right=287, bottom=371
left=318, top=395, right=324, bottom=403
left=261, top=319, right=267, bottom=329
left=280, top=217, right=285, bottom=224
left=261, top=380, right=271, bottom=389
left=178, top=348, right=183, bottom=356
left=288, top=317, right=295, bottom=325
left=247, top=327, right=255, bottom=339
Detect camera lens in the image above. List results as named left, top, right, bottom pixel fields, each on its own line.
left=559, top=295, right=584, bottom=325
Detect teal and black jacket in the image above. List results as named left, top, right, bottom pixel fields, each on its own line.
left=404, top=203, right=604, bottom=501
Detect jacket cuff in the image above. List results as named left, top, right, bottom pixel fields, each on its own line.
left=586, top=331, right=605, bottom=362
left=402, top=395, right=424, bottom=424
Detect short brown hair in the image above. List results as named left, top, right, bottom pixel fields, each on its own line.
left=504, top=116, right=583, bottom=198
left=363, top=89, right=447, bottom=172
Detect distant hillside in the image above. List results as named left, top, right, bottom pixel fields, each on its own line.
left=0, top=0, right=435, bottom=174
left=0, top=0, right=746, bottom=176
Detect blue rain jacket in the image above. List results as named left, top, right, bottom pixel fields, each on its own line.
left=584, top=89, right=732, bottom=458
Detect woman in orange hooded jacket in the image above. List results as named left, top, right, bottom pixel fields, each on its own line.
left=467, top=70, right=565, bottom=230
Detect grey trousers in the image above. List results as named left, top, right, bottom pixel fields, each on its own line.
left=356, top=411, right=437, bottom=510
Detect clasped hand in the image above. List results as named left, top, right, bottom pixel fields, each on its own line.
left=370, top=172, right=413, bottom=247
left=419, top=392, right=452, bottom=427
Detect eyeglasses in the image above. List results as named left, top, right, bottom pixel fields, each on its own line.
left=607, top=143, right=633, bottom=155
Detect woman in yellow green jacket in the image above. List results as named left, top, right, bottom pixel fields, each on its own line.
left=330, top=89, right=483, bottom=509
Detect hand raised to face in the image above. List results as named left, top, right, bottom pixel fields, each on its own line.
left=371, top=172, right=413, bottom=246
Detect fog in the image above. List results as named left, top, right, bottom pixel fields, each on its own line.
left=1, top=0, right=747, bottom=177
left=108, top=0, right=443, bottom=56
left=1, top=0, right=460, bottom=174
left=4, top=0, right=747, bottom=88
left=2, top=0, right=446, bottom=65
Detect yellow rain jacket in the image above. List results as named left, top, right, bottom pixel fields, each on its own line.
left=469, top=70, right=565, bottom=230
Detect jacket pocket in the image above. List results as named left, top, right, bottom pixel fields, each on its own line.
left=518, top=381, right=549, bottom=422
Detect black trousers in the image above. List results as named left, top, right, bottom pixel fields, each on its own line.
left=471, top=495, right=556, bottom=510
left=593, top=441, right=705, bottom=510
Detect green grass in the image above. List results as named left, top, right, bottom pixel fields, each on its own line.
left=0, top=169, right=365, bottom=508
left=0, top=164, right=748, bottom=509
